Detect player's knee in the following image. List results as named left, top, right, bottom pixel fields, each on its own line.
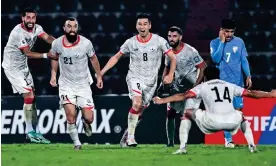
left=132, top=101, right=142, bottom=111
left=66, top=116, right=76, bottom=124
left=181, top=109, right=193, bottom=120
left=167, top=109, right=176, bottom=119
left=23, top=91, right=34, bottom=99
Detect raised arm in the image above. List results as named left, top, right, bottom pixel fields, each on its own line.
left=100, top=51, right=124, bottom=76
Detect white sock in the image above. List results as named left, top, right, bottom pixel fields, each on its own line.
left=68, top=123, right=81, bottom=146
left=241, top=120, right=255, bottom=146
left=179, top=119, right=191, bottom=149
left=127, top=112, right=139, bottom=139
left=23, top=103, right=34, bottom=132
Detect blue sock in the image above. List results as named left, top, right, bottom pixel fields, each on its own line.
left=224, top=131, right=233, bottom=143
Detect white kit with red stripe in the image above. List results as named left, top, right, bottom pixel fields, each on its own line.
left=2, top=23, right=45, bottom=94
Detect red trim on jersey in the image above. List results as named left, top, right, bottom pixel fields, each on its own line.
left=19, top=45, right=30, bottom=50
left=62, top=35, right=80, bottom=48
left=24, top=98, right=34, bottom=104
left=187, top=90, right=197, bottom=97
left=23, top=87, right=33, bottom=92
left=38, top=32, right=46, bottom=38
left=132, top=89, right=142, bottom=95
left=196, top=61, right=206, bottom=68
left=164, top=49, right=172, bottom=55
left=118, top=51, right=124, bottom=55
left=136, top=33, right=152, bottom=43
left=21, top=23, right=33, bottom=32
left=82, top=106, right=94, bottom=110
left=172, top=42, right=184, bottom=54
left=241, top=89, right=246, bottom=96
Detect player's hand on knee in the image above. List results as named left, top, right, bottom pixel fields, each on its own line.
left=163, top=75, right=173, bottom=84
left=50, top=76, right=57, bottom=87
left=153, top=96, right=163, bottom=104
left=96, top=76, right=103, bottom=89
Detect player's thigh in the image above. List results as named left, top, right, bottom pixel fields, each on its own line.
left=233, top=96, right=244, bottom=109
left=127, top=79, right=143, bottom=99
left=142, top=84, right=157, bottom=106
left=63, top=104, right=77, bottom=123
left=77, top=87, right=95, bottom=122
left=4, top=69, right=34, bottom=94
left=59, top=86, right=77, bottom=105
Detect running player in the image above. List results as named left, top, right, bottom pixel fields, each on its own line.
left=2, top=7, right=55, bottom=144
left=49, top=17, right=103, bottom=150
left=100, top=13, right=176, bottom=147
left=153, top=66, right=276, bottom=154
left=162, top=26, right=206, bottom=147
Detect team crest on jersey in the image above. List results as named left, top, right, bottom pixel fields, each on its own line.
left=149, top=47, right=156, bottom=52
left=233, top=46, right=238, bottom=53
left=75, top=53, right=80, bottom=58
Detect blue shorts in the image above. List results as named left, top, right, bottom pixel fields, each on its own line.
left=233, top=96, right=244, bottom=109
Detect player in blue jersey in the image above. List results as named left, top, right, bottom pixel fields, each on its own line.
left=210, top=19, right=252, bottom=148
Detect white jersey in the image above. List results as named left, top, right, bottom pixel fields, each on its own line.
left=51, top=35, right=95, bottom=87
left=165, top=43, right=204, bottom=89
left=190, top=79, right=245, bottom=113
left=2, top=23, right=45, bottom=70
left=120, top=33, right=172, bottom=85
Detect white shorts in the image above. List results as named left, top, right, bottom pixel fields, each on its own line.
left=126, top=78, right=157, bottom=106
left=4, top=69, right=34, bottom=94
left=194, top=109, right=242, bottom=135
left=59, top=85, right=94, bottom=109
left=167, top=98, right=201, bottom=114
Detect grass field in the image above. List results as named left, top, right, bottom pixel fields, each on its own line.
left=2, top=144, right=276, bottom=166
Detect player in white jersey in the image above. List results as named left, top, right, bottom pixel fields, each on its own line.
left=1, top=7, right=55, bottom=144
left=49, top=17, right=103, bottom=150
left=101, top=13, right=176, bottom=147
left=159, top=26, right=206, bottom=147
left=154, top=66, right=276, bottom=154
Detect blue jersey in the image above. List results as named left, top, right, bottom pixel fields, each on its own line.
left=210, top=36, right=249, bottom=87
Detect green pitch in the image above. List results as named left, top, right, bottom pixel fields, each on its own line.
left=2, top=144, right=276, bottom=166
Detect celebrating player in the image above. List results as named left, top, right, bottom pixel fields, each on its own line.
left=153, top=66, right=276, bottom=154
left=210, top=19, right=252, bottom=147
left=161, top=26, right=206, bottom=147
left=2, top=7, right=55, bottom=144
left=101, top=13, right=176, bottom=147
left=49, top=17, right=103, bottom=150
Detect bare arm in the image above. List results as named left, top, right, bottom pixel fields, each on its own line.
left=162, top=65, right=170, bottom=79
left=21, top=47, right=47, bottom=59
left=163, top=51, right=176, bottom=84
left=194, top=64, right=206, bottom=86
left=90, top=55, right=103, bottom=89
left=90, top=55, right=101, bottom=77
left=101, top=52, right=124, bottom=76
left=50, top=59, right=59, bottom=87
left=39, top=33, right=55, bottom=44
left=153, top=91, right=196, bottom=104
left=243, top=90, right=276, bottom=99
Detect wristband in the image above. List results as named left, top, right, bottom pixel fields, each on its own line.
left=42, top=53, right=47, bottom=59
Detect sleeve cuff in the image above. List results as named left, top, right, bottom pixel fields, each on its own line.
left=38, top=32, right=46, bottom=38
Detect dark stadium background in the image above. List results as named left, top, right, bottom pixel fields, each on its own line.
left=1, top=0, right=276, bottom=144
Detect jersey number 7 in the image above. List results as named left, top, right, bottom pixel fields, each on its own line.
left=211, top=86, right=231, bottom=103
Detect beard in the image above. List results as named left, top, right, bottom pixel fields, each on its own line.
left=65, top=32, right=78, bottom=43
left=169, top=40, right=180, bottom=49
left=23, top=21, right=34, bottom=30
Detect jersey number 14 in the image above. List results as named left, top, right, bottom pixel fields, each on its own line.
left=211, top=86, right=231, bottom=103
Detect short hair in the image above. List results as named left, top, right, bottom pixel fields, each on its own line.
left=136, top=13, right=151, bottom=23
left=64, top=17, right=78, bottom=25
left=204, top=66, right=220, bottom=80
left=221, top=19, right=236, bottom=29
left=168, top=26, right=183, bottom=35
left=22, top=7, right=37, bottom=17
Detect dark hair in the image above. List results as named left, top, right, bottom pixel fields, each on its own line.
left=221, top=19, right=236, bottom=29
left=64, top=17, right=78, bottom=24
left=204, top=66, right=220, bottom=80
left=22, top=7, right=37, bottom=17
left=136, top=13, right=151, bottom=23
left=168, top=26, right=183, bottom=35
